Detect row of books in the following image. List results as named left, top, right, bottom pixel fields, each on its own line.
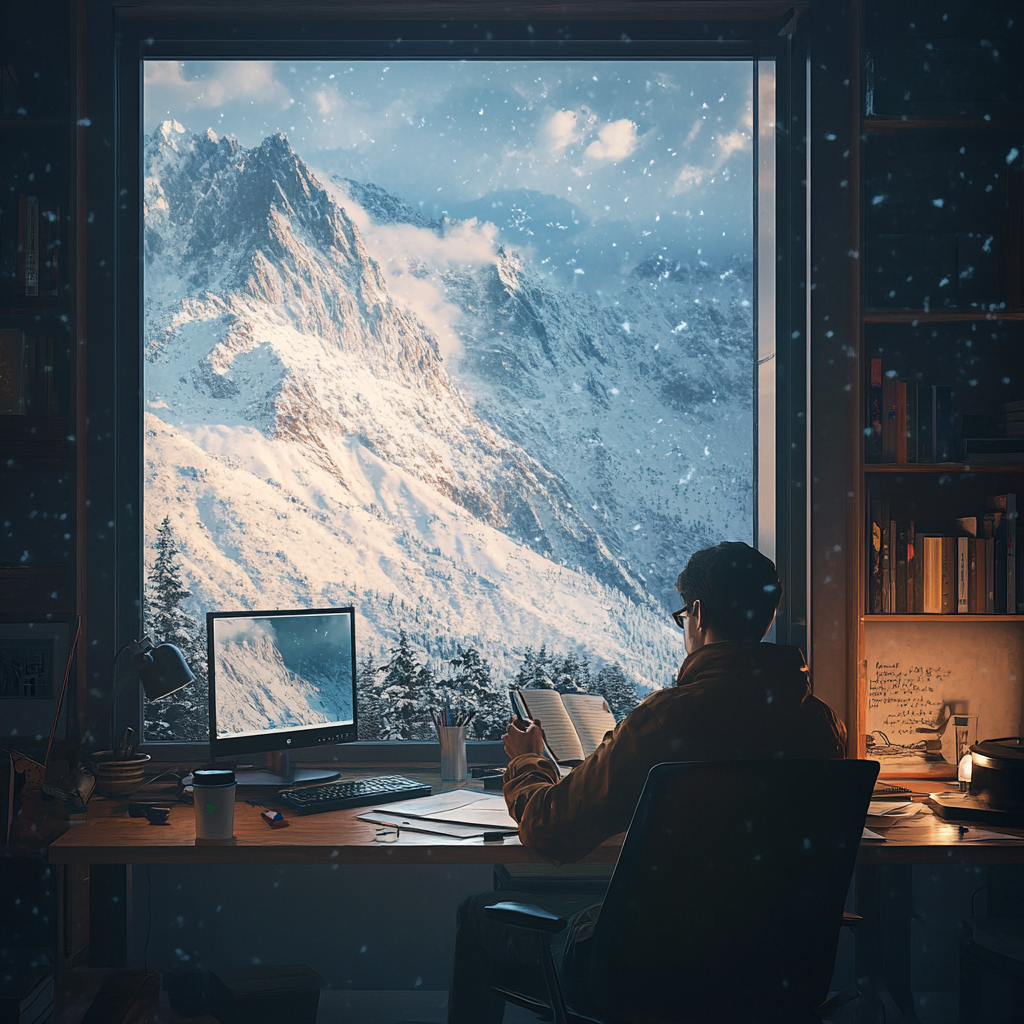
left=865, top=358, right=955, bottom=464
left=868, top=493, right=1020, bottom=615
left=0, top=193, right=63, bottom=306
left=0, top=329, right=60, bottom=416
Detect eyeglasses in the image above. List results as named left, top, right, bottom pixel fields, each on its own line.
left=671, top=606, right=690, bottom=630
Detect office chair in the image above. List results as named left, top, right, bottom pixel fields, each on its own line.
left=485, top=757, right=878, bottom=1024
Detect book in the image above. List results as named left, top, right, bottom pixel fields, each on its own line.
left=880, top=503, right=891, bottom=613
left=985, top=535, right=996, bottom=613
left=882, top=373, right=897, bottom=461
left=869, top=494, right=882, bottom=613
left=986, top=495, right=1018, bottom=614
left=867, top=358, right=883, bottom=461
left=921, top=536, right=955, bottom=614
left=511, top=689, right=617, bottom=765
left=896, top=523, right=908, bottom=614
left=23, top=195, right=39, bottom=299
left=957, top=536, right=968, bottom=614
left=907, top=520, right=916, bottom=613
left=0, top=329, right=26, bottom=415
left=895, top=381, right=908, bottom=464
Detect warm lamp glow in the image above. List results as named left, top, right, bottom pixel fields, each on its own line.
left=958, top=753, right=973, bottom=792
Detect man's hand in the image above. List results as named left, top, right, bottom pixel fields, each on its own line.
left=502, top=715, right=546, bottom=760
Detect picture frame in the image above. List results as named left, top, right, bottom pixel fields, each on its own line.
left=0, top=622, right=70, bottom=745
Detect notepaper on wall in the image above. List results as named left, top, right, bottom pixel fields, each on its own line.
left=864, top=622, right=1024, bottom=771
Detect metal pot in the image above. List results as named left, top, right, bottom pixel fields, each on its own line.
left=969, top=738, right=1024, bottom=813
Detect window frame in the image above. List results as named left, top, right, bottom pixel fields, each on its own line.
left=98, top=11, right=807, bottom=759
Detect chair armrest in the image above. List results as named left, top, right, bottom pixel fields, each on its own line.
left=842, top=912, right=863, bottom=927
left=484, top=901, right=569, bottom=933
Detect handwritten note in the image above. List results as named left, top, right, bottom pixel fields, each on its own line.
left=865, top=621, right=1024, bottom=764
left=868, top=661, right=953, bottom=744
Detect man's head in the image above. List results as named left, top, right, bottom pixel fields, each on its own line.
left=675, top=541, right=782, bottom=649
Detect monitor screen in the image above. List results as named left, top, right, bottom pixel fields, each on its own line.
left=208, top=607, right=357, bottom=756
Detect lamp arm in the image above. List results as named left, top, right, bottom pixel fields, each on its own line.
left=78, top=637, right=156, bottom=750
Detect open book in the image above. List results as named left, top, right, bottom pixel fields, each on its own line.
left=511, top=689, right=617, bottom=766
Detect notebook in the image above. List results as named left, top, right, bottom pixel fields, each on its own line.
left=511, top=689, right=617, bottom=766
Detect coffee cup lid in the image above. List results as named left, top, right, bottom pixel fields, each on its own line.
left=193, top=768, right=235, bottom=786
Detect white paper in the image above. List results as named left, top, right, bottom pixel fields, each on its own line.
left=561, top=694, right=617, bottom=757
left=356, top=810, right=509, bottom=839
left=867, top=800, right=913, bottom=816
left=371, top=791, right=519, bottom=830
left=954, top=828, right=1024, bottom=843
left=862, top=827, right=886, bottom=841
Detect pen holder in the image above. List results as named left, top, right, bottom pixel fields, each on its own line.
left=436, top=725, right=468, bottom=782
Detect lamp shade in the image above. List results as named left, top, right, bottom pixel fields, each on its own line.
left=139, top=643, right=195, bottom=701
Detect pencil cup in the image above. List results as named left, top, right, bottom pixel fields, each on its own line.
left=193, top=769, right=236, bottom=840
left=436, top=725, right=468, bottom=782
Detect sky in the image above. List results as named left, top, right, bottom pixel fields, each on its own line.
left=144, top=59, right=754, bottom=293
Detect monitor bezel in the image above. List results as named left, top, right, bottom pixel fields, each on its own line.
left=207, top=606, right=358, bottom=758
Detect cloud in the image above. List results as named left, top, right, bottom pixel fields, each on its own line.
left=584, top=119, right=639, bottom=162
left=672, top=128, right=750, bottom=193
left=673, top=165, right=705, bottom=192
left=715, top=130, right=749, bottom=161
left=143, top=61, right=290, bottom=112
left=323, top=178, right=501, bottom=360
left=540, top=110, right=583, bottom=154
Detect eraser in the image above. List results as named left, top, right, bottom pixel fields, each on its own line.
left=261, top=809, right=289, bottom=829
left=482, top=831, right=507, bottom=843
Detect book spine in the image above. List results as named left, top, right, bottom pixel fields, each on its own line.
left=923, top=536, right=942, bottom=613
left=16, top=194, right=26, bottom=294
left=868, top=358, right=883, bottom=462
left=957, top=536, right=969, bottom=613
left=890, top=519, right=898, bottom=613
left=986, top=536, right=996, bottom=614
left=24, top=196, right=38, bottom=298
left=0, top=328, right=26, bottom=415
left=907, top=520, right=916, bottom=614
left=968, top=538, right=980, bottom=614
left=869, top=494, right=882, bottom=613
left=896, top=524, right=908, bottom=614
left=883, top=375, right=897, bottom=462
left=907, top=382, right=918, bottom=463
left=941, top=537, right=956, bottom=614
left=918, top=381, right=933, bottom=461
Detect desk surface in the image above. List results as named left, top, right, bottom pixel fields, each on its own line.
left=48, top=764, right=1024, bottom=867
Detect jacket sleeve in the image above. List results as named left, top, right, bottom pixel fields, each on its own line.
left=502, top=701, right=664, bottom=865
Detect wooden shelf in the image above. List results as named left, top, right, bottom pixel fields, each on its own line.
left=863, top=309, right=1024, bottom=323
left=863, top=117, right=1024, bottom=134
left=864, top=463, right=1024, bottom=474
left=862, top=615, right=1024, bottom=623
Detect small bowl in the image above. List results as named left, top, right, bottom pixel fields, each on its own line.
left=91, top=751, right=152, bottom=797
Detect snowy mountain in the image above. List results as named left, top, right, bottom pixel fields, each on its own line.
left=143, top=121, right=752, bottom=696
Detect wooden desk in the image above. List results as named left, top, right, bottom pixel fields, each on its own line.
left=47, top=767, right=1024, bottom=1023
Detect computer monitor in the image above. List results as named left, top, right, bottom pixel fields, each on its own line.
left=207, top=607, right=357, bottom=786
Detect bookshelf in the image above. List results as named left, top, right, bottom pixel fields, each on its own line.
left=0, top=1, right=79, bottom=618
left=854, top=0, right=1024, bottom=777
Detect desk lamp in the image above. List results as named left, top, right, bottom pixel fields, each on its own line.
left=80, top=635, right=195, bottom=750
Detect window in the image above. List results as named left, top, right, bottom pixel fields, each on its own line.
left=108, top=18, right=799, bottom=751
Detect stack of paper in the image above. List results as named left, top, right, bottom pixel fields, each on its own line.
left=357, top=791, right=519, bottom=839
left=866, top=800, right=923, bottom=828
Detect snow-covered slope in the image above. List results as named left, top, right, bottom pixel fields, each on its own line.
left=144, top=121, right=752, bottom=692
left=214, top=632, right=347, bottom=735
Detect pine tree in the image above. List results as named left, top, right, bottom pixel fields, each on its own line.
left=448, top=647, right=509, bottom=740
left=377, top=628, right=423, bottom=739
left=592, top=664, right=639, bottom=721
left=143, top=516, right=208, bottom=741
left=550, top=651, right=590, bottom=694
left=356, top=653, right=382, bottom=740
left=514, top=645, right=555, bottom=689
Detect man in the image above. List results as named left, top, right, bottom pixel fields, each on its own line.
left=447, top=541, right=846, bottom=1023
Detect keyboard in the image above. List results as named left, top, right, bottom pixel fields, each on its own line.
left=278, top=774, right=431, bottom=815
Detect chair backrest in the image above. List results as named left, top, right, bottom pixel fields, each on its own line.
left=587, top=758, right=878, bottom=1024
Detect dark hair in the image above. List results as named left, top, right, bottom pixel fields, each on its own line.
left=675, top=542, right=782, bottom=642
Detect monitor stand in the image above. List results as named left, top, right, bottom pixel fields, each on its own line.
left=232, top=751, right=340, bottom=788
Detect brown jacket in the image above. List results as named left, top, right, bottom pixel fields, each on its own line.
left=503, top=641, right=846, bottom=865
